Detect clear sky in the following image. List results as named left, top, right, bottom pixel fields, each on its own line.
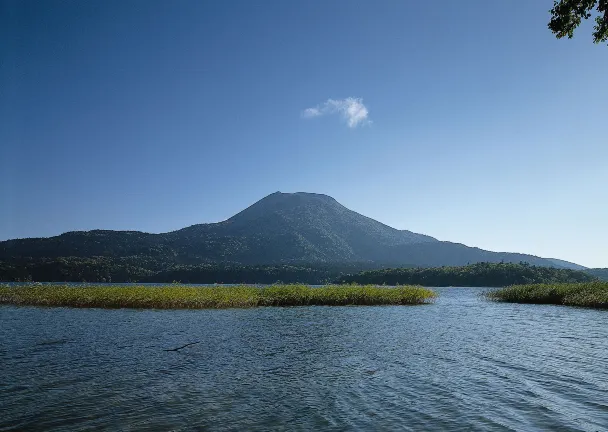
left=1, top=1, right=607, bottom=267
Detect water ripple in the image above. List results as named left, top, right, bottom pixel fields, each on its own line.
left=1, top=287, right=608, bottom=431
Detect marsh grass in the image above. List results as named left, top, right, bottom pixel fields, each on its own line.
left=485, top=281, right=608, bottom=309
left=0, top=284, right=436, bottom=309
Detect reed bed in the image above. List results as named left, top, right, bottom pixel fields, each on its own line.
left=0, top=284, right=436, bottom=309
left=485, top=281, right=608, bottom=309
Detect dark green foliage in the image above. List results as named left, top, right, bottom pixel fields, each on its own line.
left=148, top=262, right=389, bottom=284
left=337, top=262, right=597, bottom=287
left=0, top=257, right=389, bottom=284
left=486, top=282, right=608, bottom=308
left=0, top=257, right=157, bottom=283
left=549, top=0, right=608, bottom=44
left=0, top=284, right=437, bottom=309
left=585, top=268, right=608, bottom=281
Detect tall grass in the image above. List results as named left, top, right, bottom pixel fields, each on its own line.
left=485, top=281, right=608, bottom=309
left=0, top=284, right=436, bottom=309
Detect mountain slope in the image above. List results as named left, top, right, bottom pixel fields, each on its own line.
left=546, top=258, right=587, bottom=271
left=380, top=242, right=577, bottom=268
left=585, top=268, right=608, bottom=281
left=0, top=192, right=585, bottom=271
left=166, top=192, right=436, bottom=263
left=0, top=230, right=167, bottom=259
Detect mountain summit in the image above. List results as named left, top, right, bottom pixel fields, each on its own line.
left=230, top=192, right=437, bottom=247
left=169, top=192, right=436, bottom=263
left=229, top=191, right=436, bottom=244
left=0, top=192, right=583, bottom=270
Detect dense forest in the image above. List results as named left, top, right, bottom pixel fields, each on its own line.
left=0, top=257, right=388, bottom=284
left=1, top=258, right=599, bottom=287
left=336, top=262, right=597, bottom=287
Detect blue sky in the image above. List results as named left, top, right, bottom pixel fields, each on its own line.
left=1, top=1, right=607, bottom=267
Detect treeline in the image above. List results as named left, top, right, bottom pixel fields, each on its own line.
left=584, top=268, right=608, bottom=281
left=0, top=257, right=385, bottom=284
left=0, top=257, right=155, bottom=283
left=0, top=258, right=600, bottom=287
left=336, top=262, right=597, bottom=287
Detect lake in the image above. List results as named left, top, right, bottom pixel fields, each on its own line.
left=1, top=287, right=607, bottom=431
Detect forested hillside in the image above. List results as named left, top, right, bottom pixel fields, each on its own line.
left=337, top=263, right=596, bottom=287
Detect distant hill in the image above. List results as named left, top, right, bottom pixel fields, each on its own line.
left=546, top=258, right=587, bottom=271
left=585, top=268, right=608, bottom=281
left=378, top=241, right=581, bottom=269
left=337, top=262, right=597, bottom=287
left=0, top=192, right=586, bottom=282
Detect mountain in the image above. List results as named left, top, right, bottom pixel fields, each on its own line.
left=378, top=242, right=585, bottom=269
left=546, top=258, right=587, bottom=271
left=585, top=268, right=608, bottom=281
left=0, top=192, right=586, bottom=281
left=166, top=192, right=437, bottom=264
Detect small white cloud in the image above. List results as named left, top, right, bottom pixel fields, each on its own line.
left=301, top=97, right=370, bottom=128
left=302, top=107, right=321, bottom=118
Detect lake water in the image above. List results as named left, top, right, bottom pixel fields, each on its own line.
left=1, top=287, right=607, bottom=431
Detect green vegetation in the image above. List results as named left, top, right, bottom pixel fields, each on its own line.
left=549, top=0, right=608, bottom=44
left=585, top=268, right=608, bottom=281
left=0, top=258, right=391, bottom=284
left=337, top=262, right=596, bottom=287
left=0, top=284, right=436, bottom=309
left=485, top=282, right=608, bottom=309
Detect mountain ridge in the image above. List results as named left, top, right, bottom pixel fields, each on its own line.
left=0, top=192, right=584, bottom=270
